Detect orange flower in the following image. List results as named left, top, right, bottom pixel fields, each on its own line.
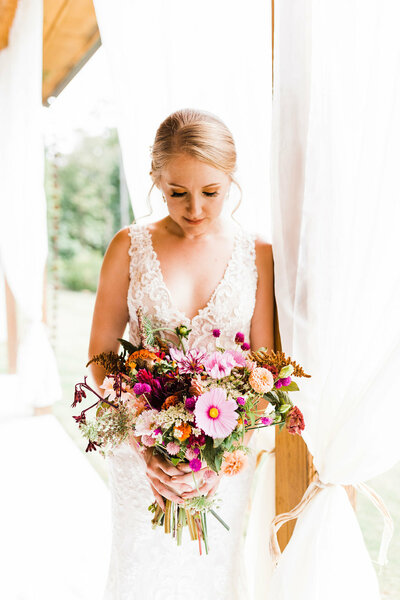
left=220, top=449, right=248, bottom=476
left=126, top=349, right=161, bottom=370
left=173, top=422, right=191, bottom=442
left=249, top=367, right=274, bottom=394
left=161, top=395, right=179, bottom=410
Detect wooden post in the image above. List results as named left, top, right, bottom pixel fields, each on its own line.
left=273, top=299, right=356, bottom=552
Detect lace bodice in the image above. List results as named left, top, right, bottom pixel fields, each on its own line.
left=103, top=222, right=261, bottom=600
left=127, top=222, right=258, bottom=350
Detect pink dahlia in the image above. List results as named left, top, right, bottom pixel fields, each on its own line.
left=194, top=388, right=239, bottom=439
left=203, top=350, right=244, bottom=379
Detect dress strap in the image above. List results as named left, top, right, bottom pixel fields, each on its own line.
left=127, top=223, right=148, bottom=279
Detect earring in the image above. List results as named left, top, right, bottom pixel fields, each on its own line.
left=162, top=194, right=166, bottom=202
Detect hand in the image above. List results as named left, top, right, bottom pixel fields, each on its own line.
left=171, top=465, right=222, bottom=500
left=143, top=449, right=193, bottom=509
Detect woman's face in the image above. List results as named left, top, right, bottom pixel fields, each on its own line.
left=157, top=154, right=231, bottom=235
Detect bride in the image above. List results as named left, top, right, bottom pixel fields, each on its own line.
left=88, top=108, right=275, bottom=599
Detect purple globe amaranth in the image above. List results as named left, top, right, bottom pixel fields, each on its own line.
left=212, top=328, right=221, bottom=338
left=185, top=397, right=197, bottom=411
left=189, top=458, right=202, bottom=472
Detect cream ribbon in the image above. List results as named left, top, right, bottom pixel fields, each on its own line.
left=269, top=476, right=394, bottom=570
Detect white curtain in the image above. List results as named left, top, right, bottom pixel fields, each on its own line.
left=269, top=1, right=400, bottom=598
left=0, top=0, right=61, bottom=407
left=92, top=0, right=273, bottom=238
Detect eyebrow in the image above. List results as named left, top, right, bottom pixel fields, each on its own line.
left=167, top=182, right=221, bottom=188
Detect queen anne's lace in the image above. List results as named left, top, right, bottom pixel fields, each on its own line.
left=103, top=223, right=259, bottom=600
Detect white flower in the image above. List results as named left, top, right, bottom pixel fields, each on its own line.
left=100, top=376, right=117, bottom=400
left=156, top=404, right=193, bottom=429
left=134, top=409, right=159, bottom=437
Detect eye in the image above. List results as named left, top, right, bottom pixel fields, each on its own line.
left=170, top=191, right=185, bottom=197
left=203, top=191, right=218, bottom=197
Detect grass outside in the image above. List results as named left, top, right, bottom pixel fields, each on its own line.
left=1, top=287, right=399, bottom=597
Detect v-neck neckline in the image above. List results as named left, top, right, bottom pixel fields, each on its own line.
left=142, top=224, right=241, bottom=323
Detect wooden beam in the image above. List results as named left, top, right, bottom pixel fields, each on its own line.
left=42, top=0, right=101, bottom=105
left=0, top=0, right=18, bottom=51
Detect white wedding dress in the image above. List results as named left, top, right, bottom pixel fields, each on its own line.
left=102, top=222, right=272, bottom=600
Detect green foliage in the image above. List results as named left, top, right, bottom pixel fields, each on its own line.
left=45, top=129, right=134, bottom=292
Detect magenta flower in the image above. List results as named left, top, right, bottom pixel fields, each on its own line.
left=133, top=382, right=152, bottom=395
left=261, top=416, right=273, bottom=425
left=185, top=397, right=197, bottom=411
left=241, top=342, right=250, bottom=351
left=194, top=388, right=239, bottom=438
left=189, top=458, right=202, bottom=472
left=212, top=328, right=221, bottom=338
left=235, top=332, right=245, bottom=344
left=280, top=376, right=292, bottom=386
left=169, top=347, right=206, bottom=374
left=236, top=396, right=245, bottom=406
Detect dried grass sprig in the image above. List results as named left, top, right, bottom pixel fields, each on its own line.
left=86, top=351, right=127, bottom=375
left=249, top=349, right=311, bottom=378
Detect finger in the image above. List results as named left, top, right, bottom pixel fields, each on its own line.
left=181, top=478, right=216, bottom=499
left=157, top=460, right=186, bottom=477
left=170, top=467, right=208, bottom=486
left=151, top=479, right=185, bottom=504
left=150, top=483, right=165, bottom=510
left=155, top=467, right=192, bottom=490
left=176, top=463, right=193, bottom=473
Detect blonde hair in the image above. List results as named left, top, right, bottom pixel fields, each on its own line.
left=146, top=108, right=242, bottom=221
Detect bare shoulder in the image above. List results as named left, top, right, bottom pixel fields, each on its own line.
left=254, top=235, right=274, bottom=276
left=101, top=226, right=131, bottom=268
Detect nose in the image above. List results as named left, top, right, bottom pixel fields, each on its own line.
left=186, top=194, right=203, bottom=219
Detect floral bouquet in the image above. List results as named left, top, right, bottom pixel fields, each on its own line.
left=72, top=308, right=310, bottom=554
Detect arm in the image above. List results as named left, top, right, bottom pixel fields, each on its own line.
left=88, top=227, right=131, bottom=395
left=244, top=238, right=275, bottom=444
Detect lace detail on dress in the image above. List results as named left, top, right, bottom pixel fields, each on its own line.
left=103, top=222, right=260, bottom=600
left=127, top=223, right=258, bottom=351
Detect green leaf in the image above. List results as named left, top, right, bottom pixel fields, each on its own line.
left=278, top=422, right=286, bottom=431
left=213, top=438, right=225, bottom=448
left=170, top=457, right=180, bottom=466
left=279, top=403, right=292, bottom=414
left=202, top=438, right=218, bottom=472
left=143, top=316, right=156, bottom=345
left=280, top=381, right=299, bottom=392
left=264, top=391, right=279, bottom=405
left=214, top=454, right=223, bottom=472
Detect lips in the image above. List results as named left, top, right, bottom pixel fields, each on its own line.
left=184, top=217, right=204, bottom=224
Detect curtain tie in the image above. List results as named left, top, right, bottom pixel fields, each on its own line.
left=269, top=476, right=393, bottom=570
